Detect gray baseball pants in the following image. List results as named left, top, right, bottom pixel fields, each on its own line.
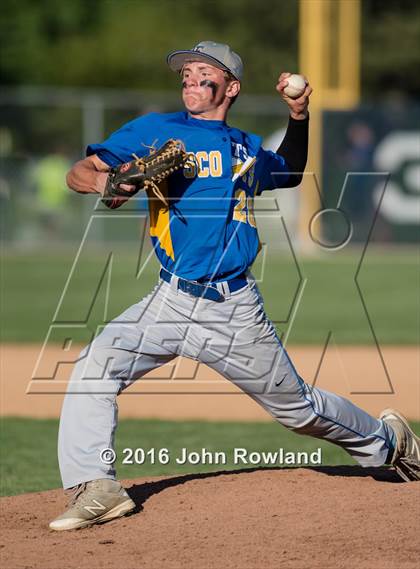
left=58, top=275, right=394, bottom=488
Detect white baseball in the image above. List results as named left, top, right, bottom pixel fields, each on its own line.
left=283, top=74, right=307, bottom=99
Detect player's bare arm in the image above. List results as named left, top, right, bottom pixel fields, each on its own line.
left=66, top=155, right=110, bottom=196
left=66, top=154, right=139, bottom=200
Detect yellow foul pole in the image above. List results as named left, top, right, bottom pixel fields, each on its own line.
left=298, top=0, right=360, bottom=248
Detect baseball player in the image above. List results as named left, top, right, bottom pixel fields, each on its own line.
left=50, top=41, right=420, bottom=531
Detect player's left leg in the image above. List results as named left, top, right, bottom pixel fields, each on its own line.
left=194, top=280, right=398, bottom=470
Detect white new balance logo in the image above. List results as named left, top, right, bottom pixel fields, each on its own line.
left=84, top=499, right=107, bottom=516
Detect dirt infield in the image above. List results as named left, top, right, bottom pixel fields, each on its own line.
left=1, top=467, right=419, bottom=569
left=1, top=343, right=419, bottom=420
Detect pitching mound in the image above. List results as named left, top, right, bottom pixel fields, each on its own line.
left=1, top=467, right=419, bottom=569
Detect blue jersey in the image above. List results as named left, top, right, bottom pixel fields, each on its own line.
left=87, top=112, right=290, bottom=281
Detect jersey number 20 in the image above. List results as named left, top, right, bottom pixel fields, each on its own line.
left=233, top=189, right=257, bottom=228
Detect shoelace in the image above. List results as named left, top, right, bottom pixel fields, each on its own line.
left=398, top=456, right=419, bottom=469
left=145, top=180, right=169, bottom=206
left=65, top=482, right=87, bottom=507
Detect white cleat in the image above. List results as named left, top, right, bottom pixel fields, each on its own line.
left=49, top=479, right=136, bottom=531
left=380, top=408, right=420, bottom=482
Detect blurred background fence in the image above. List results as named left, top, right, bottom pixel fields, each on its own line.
left=1, top=86, right=418, bottom=248
left=0, top=86, right=293, bottom=247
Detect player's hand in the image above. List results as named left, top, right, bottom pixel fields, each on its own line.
left=276, top=72, right=313, bottom=120
left=95, top=173, right=136, bottom=197
left=116, top=183, right=137, bottom=193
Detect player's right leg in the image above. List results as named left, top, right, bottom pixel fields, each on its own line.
left=51, top=282, right=180, bottom=530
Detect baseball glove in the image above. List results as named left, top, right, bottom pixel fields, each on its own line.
left=102, top=139, right=188, bottom=209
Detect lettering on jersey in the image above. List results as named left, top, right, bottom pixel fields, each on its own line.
left=183, top=150, right=223, bottom=178
left=231, top=142, right=256, bottom=181
left=231, top=142, right=250, bottom=177
left=242, top=164, right=255, bottom=188
left=232, top=142, right=250, bottom=161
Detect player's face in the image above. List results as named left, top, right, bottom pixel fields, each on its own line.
left=181, top=62, right=233, bottom=115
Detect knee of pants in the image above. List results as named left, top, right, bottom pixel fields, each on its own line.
left=251, top=381, right=318, bottom=433
left=269, top=404, right=317, bottom=432
left=65, top=343, right=126, bottom=399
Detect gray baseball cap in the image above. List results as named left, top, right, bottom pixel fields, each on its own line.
left=167, top=41, right=243, bottom=81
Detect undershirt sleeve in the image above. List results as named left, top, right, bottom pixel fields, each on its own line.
left=256, top=115, right=309, bottom=194
left=275, top=114, right=309, bottom=188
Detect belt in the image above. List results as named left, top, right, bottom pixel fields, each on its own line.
left=159, top=268, right=247, bottom=302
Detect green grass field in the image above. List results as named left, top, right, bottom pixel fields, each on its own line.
left=1, top=248, right=418, bottom=344
left=3, top=417, right=419, bottom=497
left=1, top=250, right=418, bottom=497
